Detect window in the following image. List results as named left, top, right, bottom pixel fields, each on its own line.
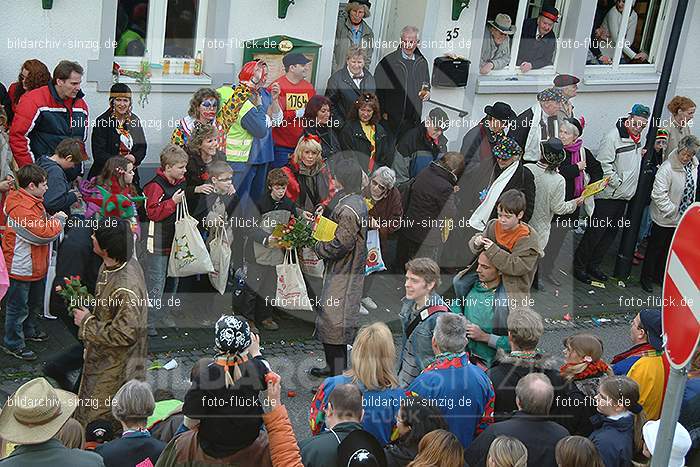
left=482, top=0, right=568, bottom=75
left=587, top=0, right=671, bottom=70
left=114, top=0, right=209, bottom=69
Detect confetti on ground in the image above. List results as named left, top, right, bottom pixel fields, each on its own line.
left=563, top=313, right=572, bottom=321
left=590, top=281, right=606, bottom=288
left=617, top=281, right=626, bottom=288
left=559, top=270, right=568, bottom=276
left=287, top=390, right=297, bottom=398
left=588, top=290, right=595, bottom=294
left=592, top=318, right=601, bottom=326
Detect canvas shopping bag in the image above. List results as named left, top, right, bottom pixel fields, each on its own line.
left=168, top=198, right=214, bottom=277
left=365, top=229, right=386, bottom=275
left=275, top=248, right=313, bottom=311
left=208, top=226, right=232, bottom=295
left=299, top=246, right=324, bottom=278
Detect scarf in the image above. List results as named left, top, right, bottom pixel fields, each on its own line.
left=524, top=104, right=544, bottom=162
left=560, top=359, right=611, bottom=381
left=469, top=160, right=520, bottom=231
left=214, top=353, right=249, bottom=388
left=679, top=161, right=696, bottom=214
left=611, top=343, right=656, bottom=365
left=565, top=138, right=585, bottom=197
left=495, top=222, right=530, bottom=252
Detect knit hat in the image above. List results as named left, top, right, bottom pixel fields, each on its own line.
left=643, top=420, right=691, bottom=467
left=537, top=87, right=565, bottom=103
left=109, top=82, right=132, bottom=100
left=492, top=135, right=523, bottom=161
left=630, top=104, right=651, bottom=119
left=541, top=137, right=566, bottom=166
left=214, top=315, right=252, bottom=354
left=639, top=308, right=663, bottom=351
left=656, top=128, right=670, bottom=141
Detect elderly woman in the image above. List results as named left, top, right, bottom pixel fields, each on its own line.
left=89, top=83, right=147, bottom=187
left=641, top=135, right=700, bottom=292
left=95, top=379, right=165, bottom=465
left=301, top=95, right=341, bottom=160
left=541, top=118, right=603, bottom=285
left=171, top=87, right=221, bottom=147
left=326, top=45, right=377, bottom=130
left=309, top=322, right=408, bottom=445
left=662, top=96, right=696, bottom=157
left=332, top=0, right=374, bottom=72
left=360, top=166, right=402, bottom=312
left=339, top=92, right=392, bottom=174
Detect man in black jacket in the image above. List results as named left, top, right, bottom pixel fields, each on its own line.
left=394, top=107, right=449, bottom=184
left=517, top=6, right=560, bottom=72
left=465, top=373, right=569, bottom=467
left=375, top=25, right=431, bottom=142
left=459, top=102, right=516, bottom=176
left=325, top=45, right=376, bottom=130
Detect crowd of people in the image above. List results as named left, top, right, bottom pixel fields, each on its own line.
left=0, top=0, right=697, bottom=465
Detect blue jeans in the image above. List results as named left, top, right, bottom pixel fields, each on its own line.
left=4, top=278, right=44, bottom=351
left=637, top=205, right=652, bottom=246
left=144, top=254, right=178, bottom=330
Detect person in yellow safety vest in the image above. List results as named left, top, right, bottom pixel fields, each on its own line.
left=217, top=60, right=282, bottom=203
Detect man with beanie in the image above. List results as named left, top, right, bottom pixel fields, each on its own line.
left=573, top=104, right=649, bottom=284
left=510, top=87, right=565, bottom=162
left=553, top=74, right=580, bottom=119
left=393, top=107, right=449, bottom=184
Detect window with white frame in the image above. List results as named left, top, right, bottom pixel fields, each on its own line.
left=587, top=0, right=670, bottom=69
left=481, top=0, right=568, bottom=76
left=115, top=0, right=208, bottom=69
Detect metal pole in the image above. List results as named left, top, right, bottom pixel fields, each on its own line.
left=426, top=98, right=470, bottom=118
left=614, top=0, right=689, bottom=279
left=651, top=364, right=688, bottom=467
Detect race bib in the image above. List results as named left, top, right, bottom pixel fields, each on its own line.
left=286, top=93, right=309, bottom=111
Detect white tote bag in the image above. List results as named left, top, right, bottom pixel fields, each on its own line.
left=298, top=246, right=324, bottom=278
left=208, top=226, right=232, bottom=295
left=168, top=198, right=214, bottom=277
left=275, top=248, right=313, bottom=311
left=365, top=229, right=386, bottom=275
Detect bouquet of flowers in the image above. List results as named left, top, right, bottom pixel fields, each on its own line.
left=112, top=62, right=152, bottom=107
left=55, top=275, right=94, bottom=315
left=271, top=215, right=316, bottom=249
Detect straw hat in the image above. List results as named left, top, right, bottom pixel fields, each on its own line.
left=0, top=378, right=78, bottom=444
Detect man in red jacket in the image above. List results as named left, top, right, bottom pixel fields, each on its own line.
left=270, top=53, right=316, bottom=169
left=10, top=60, right=88, bottom=181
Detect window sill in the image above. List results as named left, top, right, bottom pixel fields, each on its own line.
left=476, top=72, right=558, bottom=94
left=97, top=70, right=213, bottom=93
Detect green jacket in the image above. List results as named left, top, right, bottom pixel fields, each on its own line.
left=1, top=439, right=104, bottom=466
left=299, top=421, right=363, bottom=467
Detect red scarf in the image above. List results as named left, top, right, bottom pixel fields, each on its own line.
left=560, top=359, right=611, bottom=380
left=611, top=343, right=655, bottom=365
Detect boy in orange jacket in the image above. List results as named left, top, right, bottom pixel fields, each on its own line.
left=2, top=164, right=67, bottom=360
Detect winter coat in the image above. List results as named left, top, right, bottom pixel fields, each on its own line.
left=397, top=292, right=448, bottom=387
left=559, top=372, right=608, bottom=436
left=516, top=18, right=557, bottom=69
left=400, top=161, right=458, bottom=246
left=89, top=109, right=147, bottom=186
left=313, top=192, right=368, bottom=345
left=661, top=119, right=692, bottom=159
left=95, top=431, right=166, bottom=467
left=524, top=163, right=579, bottom=251
left=488, top=352, right=573, bottom=421
left=339, top=119, right=393, bottom=173
left=309, top=374, right=408, bottom=445
left=333, top=16, right=374, bottom=72
left=589, top=414, right=636, bottom=467
left=36, top=156, right=77, bottom=215
left=627, top=351, right=669, bottom=420
left=75, top=258, right=148, bottom=432
left=509, top=105, right=560, bottom=163
left=2, top=187, right=64, bottom=281
left=650, top=148, right=698, bottom=227
left=183, top=149, right=228, bottom=223
left=468, top=219, right=541, bottom=302
left=375, top=48, right=430, bottom=137
left=384, top=442, right=418, bottom=467
left=459, top=121, right=498, bottom=177
left=408, top=353, right=496, bottom=449
left=464, top=411, right=570, bottom=467
left=362, top=184, right=403, bottom=249
left=0, top=439, right=105, bottom=467
left=143, top=169, right=187, bottom=255
left=282, top=160, right=336, bottom=212
left=481, top=27, right=512, bottom=70
left=303, top=125, right=341, bottom=161
left=9, top=81, right=88, bottom=170
left=325, top=66, right=377, bottom=128
left=596, top=118, right=645, bottom=201
left=299, top=421, right=364, bottom=467
left=394, top=123, right=448, bottom=183
left=559, top=146, right=604, bottom=202
left=264, top=405, right=304, bottom=467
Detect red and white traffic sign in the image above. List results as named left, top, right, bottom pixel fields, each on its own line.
left=662, top=203, right=700, bottom=369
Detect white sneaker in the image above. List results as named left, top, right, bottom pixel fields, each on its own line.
left=361, top=297, right=378, bottom=310
left=359, top=304, right=369, bottom=315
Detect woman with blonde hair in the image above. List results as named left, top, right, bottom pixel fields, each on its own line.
left=309, top=321, right=408, bottom=445
left=55, top=418, right=85, bottom=449
left=487, top=435, right=528, bottom=467
left=559, top=333, right=613, bottom=436
left=406, top=429, right=464, bottom=467
left=555, top=436, right=605, bottom=467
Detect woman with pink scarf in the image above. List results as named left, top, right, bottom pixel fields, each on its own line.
left=540, top=117, right=603, bottom=286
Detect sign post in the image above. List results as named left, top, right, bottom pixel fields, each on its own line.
left=652, top=203, right=700, bottom=467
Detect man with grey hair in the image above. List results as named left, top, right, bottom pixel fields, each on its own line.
left=407, top=313, right=495, bottom=449
left=375, top=25, right=431, bottom=141
left=465, top=372, right=569, bottom=467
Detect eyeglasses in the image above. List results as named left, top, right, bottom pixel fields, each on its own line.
left=200, top=99, right=218, bottom=109
left=217, top=177, right=233, bottom=182
left=370, top=179, right=388, bottom=191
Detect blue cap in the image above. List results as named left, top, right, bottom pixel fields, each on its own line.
left=630, top=104, right=651, bottom=119
left=639, top=308, right=663, bottom=351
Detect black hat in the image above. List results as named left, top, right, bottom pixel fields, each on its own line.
left=85, top=419, right=115, bottom=443
left=640, top=308, right=663, bottom=351
left=484, top=102, right=517, bottom=122
left=540, top=5, right=560, bottom=22
left=109, top=82, right=132, bottom=100
left=428, top=107, right=450, bottom=130
left=553, top=74, right=580, bottom=87
left=282, top=53, right=312, bottom=69
left=337, top=430, right=387, bottom=467
left=566, top=117, right=583, bottom=136
left=541, top=137, right=566, bottom=166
